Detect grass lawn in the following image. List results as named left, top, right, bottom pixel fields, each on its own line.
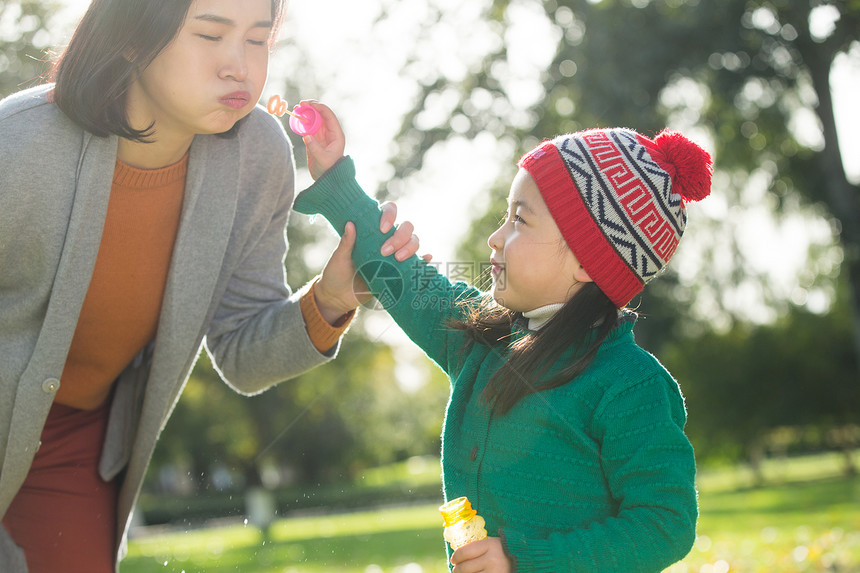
left=121, top=451, right=860, bottom=573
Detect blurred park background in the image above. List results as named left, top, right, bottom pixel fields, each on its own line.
left=2, top=0, right=859, bottom=571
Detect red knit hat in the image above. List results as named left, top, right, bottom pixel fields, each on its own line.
left=518, top=128, right=712, bottom=308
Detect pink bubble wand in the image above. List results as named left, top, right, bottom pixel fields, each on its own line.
left=267, top=94, right=322, bottom=136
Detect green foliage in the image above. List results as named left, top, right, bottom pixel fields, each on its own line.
left=148, top=329, right=449, bottom=493
left=662, top=279, right=860, bottom=464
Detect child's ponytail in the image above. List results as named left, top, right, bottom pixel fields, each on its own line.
left=450, top=283, right=617, bottom=415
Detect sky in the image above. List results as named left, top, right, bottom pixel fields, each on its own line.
left=51, top=0, right=859, bottom=326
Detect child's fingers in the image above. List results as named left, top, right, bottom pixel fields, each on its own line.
left=450, top=540, right=487, bottom=565
left=451, top=538, right=511, bottom=573
left=302, top=133, right=321, bottom=154
left=300, top=100, right=343, bottom=139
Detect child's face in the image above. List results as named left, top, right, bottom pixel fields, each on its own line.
left=488, top=170, right=591, bottom=312
left=126, top=0, right=273, bottom=143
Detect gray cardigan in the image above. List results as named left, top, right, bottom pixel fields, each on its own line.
left=0, top=85, right=335, bottom=570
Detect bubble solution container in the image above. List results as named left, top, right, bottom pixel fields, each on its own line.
left=439, top=496, right=487, bottom=551
left=288, top=104, right=321, bottom=136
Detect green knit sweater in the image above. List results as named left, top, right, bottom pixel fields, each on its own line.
left=294, top=157, right=698, bottom=572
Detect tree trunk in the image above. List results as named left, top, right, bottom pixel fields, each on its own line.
left=800, top=29, right=860, bottom=374
left=842, top=445, right=858, bottom=477
left=747, top=436, right=766, bottom=487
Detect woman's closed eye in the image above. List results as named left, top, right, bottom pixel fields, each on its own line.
left=196, top=34, right=267, bottom=46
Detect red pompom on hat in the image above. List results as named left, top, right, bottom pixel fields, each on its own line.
left=518, top=127, right=712, bottom=308
left=646, top=129, right=713, bottom=203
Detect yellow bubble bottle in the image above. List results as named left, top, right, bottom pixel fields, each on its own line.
left=439, top=496, right=487, bottom=550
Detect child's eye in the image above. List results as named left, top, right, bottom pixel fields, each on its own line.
left=197, top=34, right=221, bottom=42
left=514, top=214, right=525, bottom=224
left=247, top=39, right=268, bottom=46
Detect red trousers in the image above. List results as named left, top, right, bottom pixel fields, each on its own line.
left=3, top=401, right=118, bottom=573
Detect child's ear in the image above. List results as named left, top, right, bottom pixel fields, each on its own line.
left=574, top=264, right=593, bottom=284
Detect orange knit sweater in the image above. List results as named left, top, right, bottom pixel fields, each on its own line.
left=58, top=156, right=350, bottom=410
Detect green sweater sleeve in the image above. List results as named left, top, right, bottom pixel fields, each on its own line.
left=500, top=372, right=698, bottom=572
left=293, top=157, right=481, bottom=375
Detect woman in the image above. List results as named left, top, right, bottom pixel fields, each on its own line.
left=0, top=1, right=418, bottom=570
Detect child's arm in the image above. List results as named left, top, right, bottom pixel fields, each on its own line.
left=299, top=101, right=422, bottom=324
left=294, top=103, right=483, bottom=375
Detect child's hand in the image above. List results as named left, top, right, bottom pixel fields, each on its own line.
left=314, top=203, right=429, bottom=324
left=300, top=100, right=346, bottom=180
left=451, top=538, right=512, bottom=573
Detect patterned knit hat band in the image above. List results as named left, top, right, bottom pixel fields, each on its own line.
left=518, top=128, right=712, bottom=307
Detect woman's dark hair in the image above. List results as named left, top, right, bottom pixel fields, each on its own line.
left=49, top=0, right=287, bottom=141
left=450, top=282, right=619, bottom=415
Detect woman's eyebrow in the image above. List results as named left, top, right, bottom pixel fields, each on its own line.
left=194, top=14, right=273, bottom=29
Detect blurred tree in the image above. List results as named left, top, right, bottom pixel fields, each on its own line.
left=0, top=1, right=57, bottom=94
left=385, top=0, right=860, bottom=364
left=662, top=271, right=860, bottom=477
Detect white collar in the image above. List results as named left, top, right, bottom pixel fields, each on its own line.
left=522, top=303, right=565, bottom=331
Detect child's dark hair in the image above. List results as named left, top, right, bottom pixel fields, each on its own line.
left=49, top=0, right=286, bottom=141
left=450, top=282, right=618, bottom=415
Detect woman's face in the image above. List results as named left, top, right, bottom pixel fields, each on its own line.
left=126, top=0, right=273, bottom=145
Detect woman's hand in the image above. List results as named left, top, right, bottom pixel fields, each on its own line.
left=451, top=538, right=513, bottom=573
left=313, top=202, right=429, bottom=324
left=300, top=100, right=346, bottom=180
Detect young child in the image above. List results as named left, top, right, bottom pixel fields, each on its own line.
left=0, top=1, right=418, bottom=570
left=296, top=102, right=711, bottom=572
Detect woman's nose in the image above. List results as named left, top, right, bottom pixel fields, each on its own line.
left=219, top=44, right=249, bottom=81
